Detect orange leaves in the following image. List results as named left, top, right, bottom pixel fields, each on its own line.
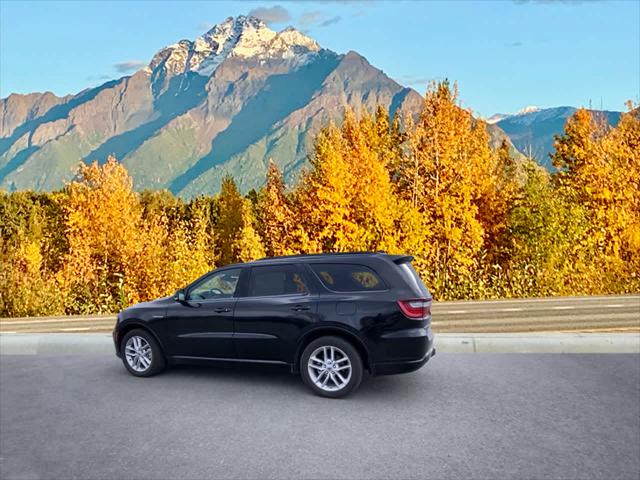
left=58, top=157, right=217, bottom=313
left=295, top=108, right=411, bottom=254
left=217, top=176, right=265, bottom=265
left=257, top=161, right=305, bottom=256
left=404, top=81, right=498, bottom=294
left=553, top=105, right=640, bottom=275
left=1, top=89, right=638, bottom=317
left=61, top=157, right=142, bottom=311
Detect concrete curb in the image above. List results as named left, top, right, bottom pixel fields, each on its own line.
left=436, top=333, right=640, bottom=353
left=1, top=333, right=639, bottom=355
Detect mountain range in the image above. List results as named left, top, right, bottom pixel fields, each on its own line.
left=488, top=106, right=622, bottom=169
left=0, top=15, right=620, bottom=196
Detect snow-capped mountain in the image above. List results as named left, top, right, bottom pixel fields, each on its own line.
left=486, top=106, right=541, bottom=124
left=149, top=16, right=320, bottom=79
left=0, top=15, right=516, bottom=196
left=486, top=113, right=510, bottom=124
left=494, top=106, right=621, bottom=168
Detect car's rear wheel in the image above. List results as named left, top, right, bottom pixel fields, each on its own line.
left=121, top=329, right=166, bottom=377
left=300, top=336, right=363, bottom=398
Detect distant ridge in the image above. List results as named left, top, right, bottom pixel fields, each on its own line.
left=493, top=106, right=622, bottom=168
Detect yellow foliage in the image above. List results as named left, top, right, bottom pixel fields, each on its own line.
left=294, top=109, right=419, bottom=255
left=553, top=105, right=640, bottom=284
left=217, top=176, right=265, bottom=265
left=1, top=87, right=637, bottom=317
left=59, top=156, right=215, bottom=313
left=257, top=161, right=307, bottom=256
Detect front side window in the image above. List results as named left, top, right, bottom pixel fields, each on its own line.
left=189, top=268, right=242, bottom=300
left=310, top=263, right=386, bottom=292
left=249, top=265, right=309, bottom=297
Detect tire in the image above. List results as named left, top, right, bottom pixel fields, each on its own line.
left=300, top=336, right=363, bottom=398
left=120, top=329, right=166, bottom=377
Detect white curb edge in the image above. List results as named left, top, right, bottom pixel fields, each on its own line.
left=1, top=333, right=639, bottom=355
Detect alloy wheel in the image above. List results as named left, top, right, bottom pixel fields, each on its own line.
left=124, top=335, right=152, bottom=373
left=307, top=345, right=352, bottom=392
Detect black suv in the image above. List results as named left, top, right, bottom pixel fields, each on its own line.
left=113, top=252, right=435, bottom=397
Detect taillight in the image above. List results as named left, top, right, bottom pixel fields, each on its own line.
left=397, top=298, right=432, bottom=320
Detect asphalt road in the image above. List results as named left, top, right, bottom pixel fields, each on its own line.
left=1, top=295, right=639, bottom=334
left=1, top=354, right=639, bottom=479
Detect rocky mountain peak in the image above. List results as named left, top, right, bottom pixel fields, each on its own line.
left=147, top=15, right=321, bottom=78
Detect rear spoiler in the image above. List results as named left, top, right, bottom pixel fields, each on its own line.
left=390, top=255, right=414, bottom=265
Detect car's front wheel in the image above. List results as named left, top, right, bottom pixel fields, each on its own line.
left=120, top=329, right=166, bottom=377
left=300, top=336, right=363, bottom=398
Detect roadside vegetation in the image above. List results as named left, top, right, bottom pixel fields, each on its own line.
left=1, top=81, right=638, bottom=317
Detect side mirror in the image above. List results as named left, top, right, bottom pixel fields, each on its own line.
left=175, top=289, right=186, bottom=302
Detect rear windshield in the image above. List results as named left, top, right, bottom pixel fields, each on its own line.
left=397, top=262, right=430, bottom=297
left=310, top=263, right=386, bottom=292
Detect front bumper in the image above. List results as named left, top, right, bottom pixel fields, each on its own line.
left=113, top=326, right=121, bottom=358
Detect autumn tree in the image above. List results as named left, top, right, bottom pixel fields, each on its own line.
left=257, top=161, right=309, bottom=256
left=2, top=93, right=638, bottom=317
left=606, top=105, right=640, bottom=280
left=135, top=203, right=214, bottom=301
left=477, top=139, right=521, bottom=264
left=552, top=105, right=640, bottom=291
left=398, top=81, right=499, bottom=297
left=61, top=157, right=143, bottom=312
left=295, top=109, right=420, bottom=254
left=216, top=176, right=264, bottom=265
left=499, top=162, right=592, bottom=297
left=0, top=192, right=65, bottom=316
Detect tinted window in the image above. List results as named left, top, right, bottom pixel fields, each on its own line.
left=310, top=264, right=386, bottom=292
left=397, top=262, right=430, bottom=297
left=249, top=265, right=309, bottom=297
left=189, top=268, right=241, bottom=300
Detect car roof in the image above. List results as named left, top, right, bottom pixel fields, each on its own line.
left=224, top=251, right=393, bottom=268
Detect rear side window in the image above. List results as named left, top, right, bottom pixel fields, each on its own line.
left=249, top=265, right=309, bottom=297
left=310, top=264, right=386, bottom=292
left=397, top=262, right=430, bottom=297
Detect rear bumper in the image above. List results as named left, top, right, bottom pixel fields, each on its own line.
left=372, top=344, right=435, bottom=375
left=371, top=325, right=435, bottom=375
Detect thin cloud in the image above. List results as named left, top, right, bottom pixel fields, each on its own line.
left=299, top=11, right=342, bottom=29
left=299, top=11, right=323, bottom=26
left=320, top=16, right=341, bottom=27
left=509, top=41, right=523, bottom=47
left=395, top=75, right=432, bottom=88
left=114, top=61, right=146, bottom=73
left=248, top=5, right=291, bottom=25
left=86, top=74, right=111, bottom=81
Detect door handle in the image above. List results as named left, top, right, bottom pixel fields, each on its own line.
left=214, top=307, right=231, bottom=313
left=291, top=305, right=310, bottom=312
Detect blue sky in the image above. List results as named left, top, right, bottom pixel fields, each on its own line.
left=1, top=0, right=638, bottom=116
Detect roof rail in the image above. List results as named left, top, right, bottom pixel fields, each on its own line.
left=254, top=251, right=387, bottom=262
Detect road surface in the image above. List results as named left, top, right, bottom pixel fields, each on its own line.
left=1, top=295, right=638, bottom=333
left=0, top=353, right=638, bottom=479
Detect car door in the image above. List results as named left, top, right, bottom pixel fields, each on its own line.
left=165, top=267, right=244, bottom=359
left=234, top=263, right=317, bottom=363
